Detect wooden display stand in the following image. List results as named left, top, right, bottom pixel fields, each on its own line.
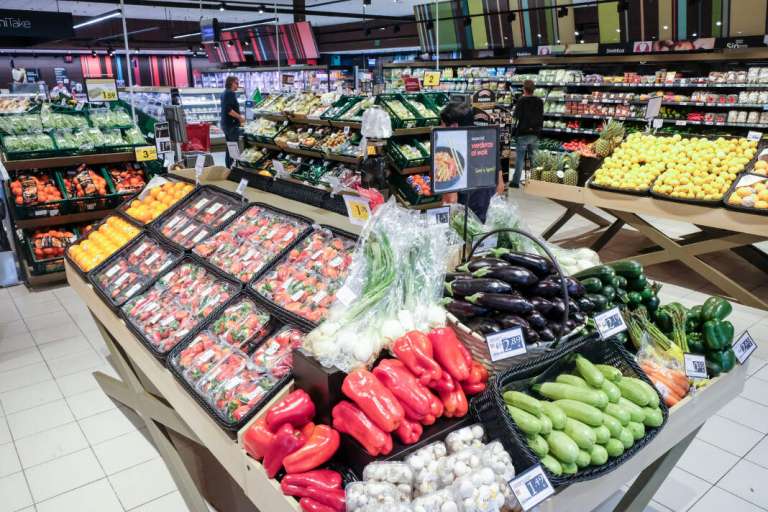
left=69, top=168, right=748, bottom=512
left=524, top=180, right=768, bottom=310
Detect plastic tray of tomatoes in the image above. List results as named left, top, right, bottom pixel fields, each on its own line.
left=151, top=185, right=243, bottom=251
left=167, top=318, right=304, bottom=431
left=250, top=225, right=356, bottom=330
left=59, top=165, right=125, bottom=213
left=7, top=172, right=68, bottom=219
left=120, top=256, right=241, bottom=360
left=88, top=232, right=183, bottom=311
left=193, top=202, right=313, bottom=283
left=21, top=227, right=78, bottom=275
left=64, top=213, right=142, bottom=279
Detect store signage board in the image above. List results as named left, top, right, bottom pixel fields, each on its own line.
left=684, top=353, right=708, bottom=379
left=134, top=146, right=158, bottom=162
left=732, top=330, right=757, bottom=364
left=645, top=96, right=662, bottom=120
left=0, top=9, right=73, bottom=39
left=594, top=307, right=628, bottom=339
left=472, top=89, right=496, bottom=105
left=423, top=71, right=441, bottom=87
left=85, top=78, right=118, bottom=103
left=154, top=122, right=172, bottom=154
left=404, top=76, right=421, bottom=92
left=431, top=126, right=500, bottom=194
left=508, top=464, right=555, bottom=511
left=486, top=327, right=526, bottom=362
left=343, top=195, right=371, bottom=226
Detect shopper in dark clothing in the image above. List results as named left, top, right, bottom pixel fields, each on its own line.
left=220, top=76, right=244, bottom=168
left=511, top=79, right=544, bottom=187
left=439, top=101, right=504, bottom=223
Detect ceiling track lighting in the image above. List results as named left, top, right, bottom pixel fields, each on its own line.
left=557, top=6, right=568, bottom=18
left=219, top=2, right=226, bottom=11
left=73, top=9, right=122, bottom=30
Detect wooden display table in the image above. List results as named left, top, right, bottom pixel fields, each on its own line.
left=69, top=168, right=748, bottom=512
left=524, top=180, right=768, bottom=310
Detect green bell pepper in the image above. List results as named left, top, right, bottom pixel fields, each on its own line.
left=702, top=320, right=734, bottom=351
left=707, top=348, right=736, bottom=375
left=655, top=308, right=674, bottom=333
left=686, top=305, right=703, bottom=333
left=702, top=296, right=732, bottom=322
left=686, top=332, right=704, bottom=354
left=644, top=295, right=660, bottom=313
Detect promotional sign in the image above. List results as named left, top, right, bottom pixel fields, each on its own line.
left=0, top=9, right=73, bottom=40
left=134, top=146, right=158, bottom=162
left=431, top=126, right=500, bottom=194
left=684, top=353, right=708, bottom=379
left=472, top=89, right=496, bottom=105
left=343, top=195, right=371, bottom=226
left=53, top=67, right=68, bottom=84
left=423, top=71, right=441, bottom=87
left=85, top=78, right=118, bottom=102
left=282, top=74, right=295, bottom=86
left=645, top=96, right=662, bottom=121
left=404, top=76, right=421, bottom=92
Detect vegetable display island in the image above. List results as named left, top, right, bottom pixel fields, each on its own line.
left=67, top=167, right=749, bottom=512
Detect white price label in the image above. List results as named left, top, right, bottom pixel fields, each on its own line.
left=675, top=120, right=687, bottom=126
left=475, top=234, right=498, bottom=254
left=226, top=141, right=240, bottom=160
left=105, top=264, right=121, bottom=278
left=236, top=178, right=249, bottom=196
left=652, top=118, right=664, bottom=129
left=732, top=330, right=757, bottom=364
left=124, top=283, right=142, bottom=298
left=594, top=307, right=628, bottom=339
left=335, top=284, right=357, bottom=306
left=747, top=131, right=763, bottom=141
left=508, top=465, right=555, bottom=511
left=145, top=252, right=160, bottom=266
left=486, top=327, right=527, bottom=362
left=426, top=206, right=450, bottom=225
left=343, top=126, right=350, bottom=135
left=684, top=353, right=707, bottom=379
left=272, top=159, right=288, bottom=178
left=194, top=154, right=206, bottom=177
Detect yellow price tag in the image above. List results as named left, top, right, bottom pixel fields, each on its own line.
left=101, top=90, right=118, bottom=101
left=134, top=145, right=158, bottom=162
left=424, top=71, right=441, bottom=87
left=343, top=195, right=371, bottom=226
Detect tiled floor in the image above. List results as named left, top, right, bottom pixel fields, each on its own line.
left=0, top=189, right=766, bottom=511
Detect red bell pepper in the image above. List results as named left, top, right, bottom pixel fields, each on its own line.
left=391, top=331, right=442, bottom=386
left=242, top=417, right=274, bottom=461
left=341, top=369, right=404, bottom=432
left=465, top=361, right=489, bottom=385
left=263, top=423, right=306, bottom=478
left=462, top=381, right=487, bottom=395
left=301, top=421, right=316, bottom=440
left=282, top=470, right=342, bottom=491
left=332, top=400, right=392, bottom=456
left=266, top=389, right=316, bottom=432
left=372, top=359, right=433, bottom=418
left=426, top=370, right=455, bottom=393
left=283, top=425, right=340, bottom=474
left=439, top=386, right=468, bottom=418
left=395, top=417, right=423, bottom=445
left=280, top=482, right=345, bottom=512
left=428, top=327, right=471, bottom=382
left=299, top=497, right=338, bottom=512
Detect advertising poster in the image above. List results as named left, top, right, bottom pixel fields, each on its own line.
left=431, top=126, right=499, bottom=193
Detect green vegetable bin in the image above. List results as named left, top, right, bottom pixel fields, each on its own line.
left=20, top=227, right=80, bottom=276
left=385, top=138, right=430, bottom=170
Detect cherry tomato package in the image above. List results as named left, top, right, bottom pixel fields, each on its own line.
left=157, top=188, right=240, bottom=249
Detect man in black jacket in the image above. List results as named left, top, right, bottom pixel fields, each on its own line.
left=511, top=80, right=544, bottom=187
left=220, top=76, right=245, bottom=168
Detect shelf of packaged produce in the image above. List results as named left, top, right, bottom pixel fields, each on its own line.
left=541, top=127, right=600, bottom=135
left=544, top=113, right=646, bottom=122
left=546, top=97, right=768, bottom=109
left=392, top=164, right=431, bottom=176
left=543, top=112, right=768, bottom=129
left=243, top=140, right=362, bottom=165
left=251, top=114, right=434, bottom=135
left=2, top=151, right=136, bottom=171
left=13, top=208, right=116, bottom=230
left=533, top=81, right=768, bottom=89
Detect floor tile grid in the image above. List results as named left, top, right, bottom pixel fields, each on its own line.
left=0, top=289, right=165, bottom=511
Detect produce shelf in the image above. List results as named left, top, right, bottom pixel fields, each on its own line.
left=547, top=97, right=768, bottom=109
left=14, top=209, right=117, bottom=229
left=244, top=140, right=362, bottom=165
left=3, top=151, right=136, bottom=171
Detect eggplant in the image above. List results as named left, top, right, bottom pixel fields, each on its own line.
left=490, top=248, right=552, bottom=277
left=565, top=277, right=586, bottom=297
left=458, top=257, right=509, bottom=273
left=538, top=328, right=555, bottom=342
left=547, top=297, right=567, bottom=320
left=565, top=319, right=579, bottom=332
left=531, top=278, right=562, bottom=298
left=523, top=327, right=541, bottom=344
left=530, top=297, right=554, bottom=315
left=525, top=311, right=547, bottom=330
left=444, top=299, right=488, bottom=321
left=445, top=278, right=512, bottom=297
left=570, top=310, right=586, bottom=324
left=549, top=322, right=564, bottom=336
left=465, top=293, right=534, bottom=315
left=445, top=272, right=474, bottom=283
left=473, top=266, right=538, bottom=288
left=576, top=296, right=595, bottom=313
left=466, top=317, right=502, bottom=335
left=497, top=314, right=530, bottom=330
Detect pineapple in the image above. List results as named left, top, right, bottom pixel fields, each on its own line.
left=594, top=138, right=613, bottom=158
left=541, top=169, right=559, bottom=183
left=593, top=120, right=626, bottom=157
left=534, top=150, right=560, bottom=183
left=563, top=167, right=578, bottom=186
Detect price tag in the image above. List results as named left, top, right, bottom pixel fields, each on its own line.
left=594, top=307, right=628, bottom=339
left=226, top=141, right=240, bottom=160
left=732, top=330, right=757, bottom=364
left=424, top=71, right=441, bottom=87
left=101, top=89, right=117, bottom=101
left=163, top=151, right=175, bottom=168
left=75, top=101, right=84, bottom=112
left=675, top=120, right=687, bottom=126
left=426, top=206, right=450, bottom=225
left=236, top=177, right=248, bottom=196
left=134, top=145, right=157, bottom=162
left=194, top=154, right=206, bottom=180
left=684, top=353, right=708, bottom=379
left=343, top=195, right=371, bottom=226
left=272, top=159, right=289, bottom=179
left=343, top=126, right=350, bottom=135
left=747, top=131, right=763, bottom=141
left=335, top=284, right=357, bottom=306
left=508, top=464, right=555, bottom=511
left=486, top=327, right=527, bottom=362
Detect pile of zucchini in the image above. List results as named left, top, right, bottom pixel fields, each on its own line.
left=503, top=354, right=663, bottom=477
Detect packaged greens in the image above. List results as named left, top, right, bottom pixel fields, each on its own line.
left=122, top=126, right=146, bottom=145
left=0, top=114, right=42, bottom=135
left=89, top=108, right=132, bottom=129
left=2, top=133, right=54, bottom=153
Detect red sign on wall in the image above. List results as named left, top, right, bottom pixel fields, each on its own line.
left=404, top=76, right=421, bottom=92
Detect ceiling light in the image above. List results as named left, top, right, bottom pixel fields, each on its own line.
left=663, top=25, right=669, bottom=30
left=363, top=0, right=371, bottom=5
left=557, top=6, right=567, bottom=18
left=219, top=2, right=225, bottom=11
left=556, top=39, right=560, bottom=43
left=580, top=39, right=584, bottom=43
left=537, top=33, right=542, bottom=38
left=91, top=49, right=97, bottom=57
left=258, top=4, right=264, bottom=13
left=243, top=39, right=250, bottom=46
left=73, top=9, right=121, bottom=29
left=227, top=19, right=277, bottom=30
left=716, top=20, right=722, bottom=26
left=692, top=33, right=697, bottom=37
left=574, top=31, right=579, bottom=36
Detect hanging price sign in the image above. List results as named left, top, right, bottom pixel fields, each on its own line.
left=747, top=131, right=763, bottom=142
left=226, top=141, right=241, bottom=160
left=508, top=465, right=555, bottom=511
left=134, top=146, right=158, bottom=162
left=594, top=307, right=628, bottom=339
left=423, top=71, right=441, bottom=87
left=235, top=177, right=249, bottom=196
left=486, top=327, right=527, bottom=362
left=732, top=330, right=758, bottom=364
left=343, top=195, right=371, bottom=226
